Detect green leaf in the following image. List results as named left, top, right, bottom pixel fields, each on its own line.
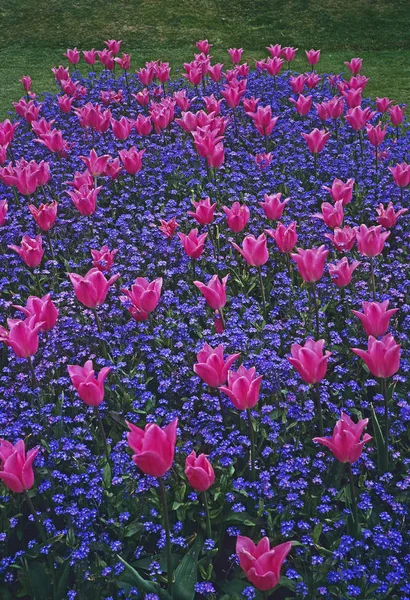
left=370, top=403, right=387, bottom=472
left=55, top=560, right=70, bottom=600
left=103, top=462, right=112, bottom=488
left=117, top=555, right=160, bottom=595
left=173, top=535, right=202, bottom=600
left=27, top=562, right=51, bottom=600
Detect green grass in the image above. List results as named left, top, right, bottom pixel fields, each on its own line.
left=0, top=0, right=409, bottom=115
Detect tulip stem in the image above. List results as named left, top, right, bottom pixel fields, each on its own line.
left=262, top=592, right=269, bottom=600
left=313, top=153, right=318, bottom=178
left=158, top=478, right=173, bottom=594
left=93, top=309, right=102, bottom=334
left=381, top=378, right=389, bottom=467
left=347, top=463, right=359, bottom=529
left=369, top=257, right=377, bottom=301
left=314, top=383, right=324, bottom=437
left=311, top=284, right=320, bottom=340
left=46, top=231, right=55, bottom=261
left=202, top=491, right=212, bottom=539
left=258, top=267, right=267, bottom=320
left=94, top=406, right=110, bottom=464
left=27, top=356, right=39, bottom=389
left=246, top=408, right=256, bottom=481
left=218, top=307, right=226, bottom=330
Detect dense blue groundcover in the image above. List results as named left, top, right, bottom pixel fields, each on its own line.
left=0, top=50, right=409, bottom=600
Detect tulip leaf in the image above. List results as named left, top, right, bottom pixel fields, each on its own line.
left=27, top=561, right=51, bottom=600
left=117, top=554, right=160, bottom=595
left=173, top=534, right=202, bottom=600
left=370, top=403, right=387, bottom=472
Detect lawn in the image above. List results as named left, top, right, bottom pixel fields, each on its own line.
left=0, top=0, right=409, bottom=116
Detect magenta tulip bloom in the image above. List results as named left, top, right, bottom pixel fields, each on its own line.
left=0, top=317, right=44, bottom=358
left=185, top=451, right=215, bottom=492
left=28, top=201, right=58, bottom=231
left=351, top=334, right=401, bottom=378
left=352, top=301, right=398, bottom=338
left=178, top=229, right=208, bottom=259
left=80, top=148, right=111, bottom=177
left=68, top=360, right=110, bottom=407
left=222, top=202, right=250, bottom=233
left=289, top=94, right=312, bottom=116
left=355, top=225, right=390, bottom=257
left=305, top=49, right=320, bottom=65
left=219, top=365, right=263, bottom=410
left=194, top=275, right=228, bottom=311
left=323, top=178, right=355, bottom=205
left=313, top=200, right=344, bottom=229
left=0, top=199, right=8, bottom=226
left=388, top=162, right=410, bottom=188
left=8, top=235, right=44, bottom=268
left=313, top=412, right=371, bottom=463
left=0, top=439, right=39, bottom=493
left=325, top=226, right=356, bottom=252
left=126, top=418, right=178, bottom=477
left=121, top=277, right=162, bottom=321
left=265, top=222, right=298, bottom=254
left=91, top=245, right=118, bottom=272
left=12, top=293, right=58, bottom=332
left=119, top=147, right=145, bottom=175
left=288, top=339, right=331, bottom=385
left=301, top=128, right=330, bottom=154
left=69, top=267, right=120, bottom=308
left=328, top=257, right=360, bottom=287
left=259, top=193, right=290, bottom=221
left=291, top=245, right=328, bottom=283
left=344, top=57, right=363, bottom=75
left=231, top=233, right=269, bottom=267
left=193, top=342, right=240, bottom=388
left=236, top=536, right=292, bottom=592
left=376, top=202, right=408, bottom=228
left=187, top=197, right=216, bottom=226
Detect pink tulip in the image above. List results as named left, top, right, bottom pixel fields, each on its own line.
left=20, top=75, right=32, bottom=92
left=105, top=158, right=123, bottom=180
left=351, top=334, right=401, bottom=379
left=159, top=217, right=178, bottom=239
left=64, top=48, right=80, bottom=64
left=328, top=257, right=360, bottom=287
left=288, top=338, right=331, bottom=384
left=57, top=95, right=74, bottom=113
left=282, top=47, right=298, bottom=62
left=228, top=48, right=243, bottom=64
left=236, top=536, right=292, bottom=592
left=314, top=101, right=329, bottom=121
left=66, top=183, right=101, bottom=215
left=344, top=58, right=363, bottom=75
left=126, top=418, right=177, bottom=477
left=231, top=234, right=269, bottom=267
left=352, top=301, right=398, bottom=337
left=221, top=85, right=245, bottom=109
left=12, top=293, right=58, bottom=332
left=0, top=317, right=44, bottom=358
left=265, top=221, right=298, bottom=253
left=389, top=105, right=406, bottom=126
left=345, top=106, right=376, bottom=131
left=313, top=412, right=371, bottom=463
left=388, top=162, right=410, bottom=188
left=194, top=275, right=228, bottom=311
left=68, top=360, right=110, bottom=407
left=196, top=39, right=212, bottom=54
left=119, top=147, right=145, bottom=175
left=289, top=94, right=312, bottom=115
left=289, top=74, right=305, bottom=94
left=80, top=149, right=111, bottom=177
left=178, top=229, right=207, bottom=259
left=313, top=200, right=344, bottom=229
left=222, top=202, right=250, bottom=233
left=135, top=114, right=152, bottom=136
left=355, top=224, right=390, bottom=257
left=28, top=200, right=57, bottom=231
left=366, top=123, right=387, bottom=147
left=219, top=365, right=263, bottom=410
left=0, top=440, right=39, bottom=493
left=83, top=49, right=97, bottom=65
left=325, top=96, right=345, bottom=119
left=0, top=200, right=8, bottom=226
left=376, top=97, right=393, bottom=113
left=305, top=74, right=321, bottom=91
left=111, top=116, right=134, bottom=141
left=203, top=94, right=223, bottom=115
left=69, top=267, right=120, bottom=308
left=187, top=197, right=216, bottom=225
left=325, top=226, right=356, bottom=252
left=249, top=106, right=278, bottom=136
left=301, top=129, right=330, bottom=154
left=91, top=245, right=118, bottom=272
left=115, top=53, right=131, bottom=71
left=8, top=235, right=44, bottom=268
left=291, top=245, right=328, bottom=282
left=266, top=44, right=282, bottom=58
left=259, top=193, right=289, bottom=221
left=194, top=342, right=240, bottom=387
left=185, top=451, right=215, bottom=492
left=104, top=39, right=122, bottom=54
left=376, top=202, right=408, bottom=228
left=323, top=178, right=354, bottom=205
left=121, top=277, right=162, bottom=321
left=208, top=63, right=224, bottom=82
left=305, top=49, right=320, bottom=66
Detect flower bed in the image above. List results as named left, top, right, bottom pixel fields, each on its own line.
left=0, top=40, right=409, bottom=600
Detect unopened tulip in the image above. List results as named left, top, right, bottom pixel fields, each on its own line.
left=366, top=123, right=387, bottom=147
left=351, top=334, right=400, bottom=378
left=291, top=245, right=328, bottom=282
left=288, top=338, right=331, bottom=384
left=355, top=225, right=390, bottom=257
left=222, top=202, right=250, bottom=233
left=69, top=268, right=120, bottom=308
left=0, top=440, right=39, bottom=493
left=329, top=257, right=360, bottom=287
left=13, top=293, right=58, bottom=332
left=376, top=97, right=393, bottom=113
left=185, top=451, right=215, bottom=491
left=389, top=105, right=406, bottom=127
left=305, top=49, right=320, bottom=66
left=376, top=202, right=408, bottom=228
left=68, top=360, right=110, bottom=406
left=126, top=418, right=177, bottom=477
left=194, top=342, right=240, bottom=387
left=28, top=201, right=57, bottom=231
left=345, top=106, right=375, bottom=131
left=236, top=536, right=292, bottom=592
left=228, top=48, right=243, bottom=64
left=313, top=412, right=371, bottom=463
left=259, top=193, right=289, bottom=221
left=352, top=301, right=398, bottom=337
left=231, top=234, right=268, bottom=266
left=8, top=235, right=44, bottom=268
left=219, top=365, right=262, bottom=410
left=67, top=185, right=101, bottom=216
